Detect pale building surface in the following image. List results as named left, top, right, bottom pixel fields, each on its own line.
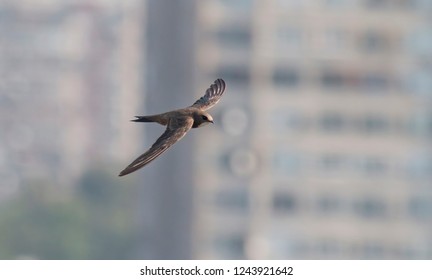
left=192, top=0, right=432, bottom=259
left=0, top=0, right=144, bottom=195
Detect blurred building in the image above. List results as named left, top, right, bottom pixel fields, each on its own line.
left=139, top=0, right=196, bottom=259
left=192, top=0, right=432, bottom=259
left=0, top=0, right=144, bottom=196
left=1, top=0, right=432, bottom=260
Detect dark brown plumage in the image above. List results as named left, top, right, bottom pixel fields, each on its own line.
left=119, top=79, right=226, bottom=176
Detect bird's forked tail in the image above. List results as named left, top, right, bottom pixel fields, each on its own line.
left=131, top=114, right=168, bottom=126
left=132, top=116, right=156, bottom=122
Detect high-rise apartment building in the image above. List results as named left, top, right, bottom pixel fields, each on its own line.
left=0, top=0, right=144, bottom=195
left=192, top=0, right=432, bottom=259
left=139, top=0, right=196, bottom=259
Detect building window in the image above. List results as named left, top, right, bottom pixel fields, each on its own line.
left=324, top=0, right=353, bottom=7
left=277, top=0, right=314, bottom=8
left=357, top=115, right=389, bottom=133
left=356, top=157, right=388, bottom=175
left=321, top=70, right=344, bottom=88
left=272, top=110, right=309, bottom=133
left=362, top=73, right=390, bottom=92
left=316, top=195, right=342, bottom=214
left=214, top=188, right=249, bottom=213
left=405, top=154, right=432, bottom=179
left=404, top=69, right=432, bottom=96
left=363, top=0, right=389, bottom=9
left=272, top=67, right=301, bottom=88
left=213, top=234, right=245, bottom=259
left=216, top=64, right=250, bottom=87
left=276, top=26, right=303, bottom=49
left=219, top=0, right=254, bottom=11
left=359, top=30, right=389, bottom=53
left=409, top=197, right=432, bottom=219
left=407, top=113, right=432, bottom=137
left=353, top=198, right=387, bottom=218
left=323, top=28, right=348, bottom=50
left=361, top=242, right=385, bottom=259
left=273, top=192, right=297, bottom=214
left=319, top=112, right=346, bottom=132
left=318, top=153, right=346, bottom=172
left=272, top=152, right=302, bottom=174
left=315, top=239, right=341, bottom=257
left=220, top=148, right=259, bottom=177
left=269, top=236, right=308, bottom=258
left=215, top=27, right=251, bottom=48
left=412, top=0, right=432, bottom=10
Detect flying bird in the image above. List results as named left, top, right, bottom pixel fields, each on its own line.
left=119, top=78, right=226, bottom=176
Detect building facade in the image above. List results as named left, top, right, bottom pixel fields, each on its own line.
left=192, top=0, right=432, bottom=259
left=0, top=0, right=144, bottom=196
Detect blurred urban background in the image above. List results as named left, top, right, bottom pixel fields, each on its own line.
left=0, top=0, right=431, bottom=259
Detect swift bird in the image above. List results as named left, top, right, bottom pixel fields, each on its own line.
left=119, top=78, right=226, bottom=176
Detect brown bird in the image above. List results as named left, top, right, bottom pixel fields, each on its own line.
left=119, top=78, right=226, bottom=176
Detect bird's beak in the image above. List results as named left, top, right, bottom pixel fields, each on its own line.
left=209, top=120, right=214, bottom=124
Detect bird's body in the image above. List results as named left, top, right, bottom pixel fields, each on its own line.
left=119, top=79, right=226, bottom=176
left=133, top=107, right=212, bottom=128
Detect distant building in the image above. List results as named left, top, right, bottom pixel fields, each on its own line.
left=0, top=0, right=144, bottom=196
left=2, top=0, right=431, bottom=260
left=138, top=0, right=196, bottom=259
left=192, top=0, right=432, bottom=259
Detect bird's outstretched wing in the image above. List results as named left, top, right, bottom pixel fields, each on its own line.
left=191, top=78, right=226, bottom=111
left=119, top=117, right=193, bottom=176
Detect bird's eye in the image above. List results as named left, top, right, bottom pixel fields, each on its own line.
left=202, top=115, right=208, bottom=120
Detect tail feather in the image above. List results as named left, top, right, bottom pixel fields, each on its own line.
left=131, top=114, right=168, bottom=126
left=132, top=116, right=155, bottom=122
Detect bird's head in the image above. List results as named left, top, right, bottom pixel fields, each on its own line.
left=193, top=111, right=214, bottom=127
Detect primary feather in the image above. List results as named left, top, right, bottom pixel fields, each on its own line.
left=191, top=78, right=226, bottom=111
